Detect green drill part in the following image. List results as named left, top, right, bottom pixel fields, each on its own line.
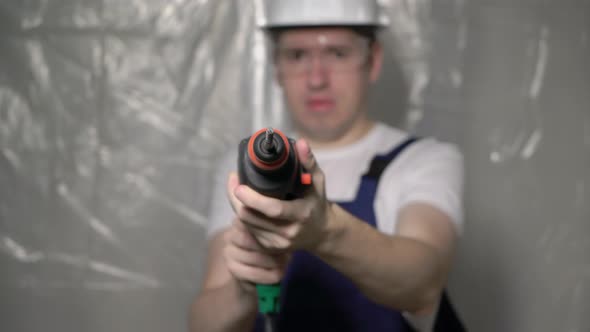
left=256, top=284, right=281, bottom=314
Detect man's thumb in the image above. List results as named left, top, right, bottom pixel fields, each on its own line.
left=295, top=139, right=317, bottom=173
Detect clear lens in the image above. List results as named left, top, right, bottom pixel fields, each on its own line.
left=276, top=40, right=370, bottom=76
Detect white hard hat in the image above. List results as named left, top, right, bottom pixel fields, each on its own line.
left=260, top=0, right=389, bottom=29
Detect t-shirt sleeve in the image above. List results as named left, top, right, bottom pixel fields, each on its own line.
left=205, top=148, right=239, bottom=239
left=397, top=140, right=465, bottom=234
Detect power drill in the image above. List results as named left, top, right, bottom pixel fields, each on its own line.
left=237, top=127, right=312, bottom=331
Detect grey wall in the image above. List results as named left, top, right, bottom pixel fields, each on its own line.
left=342, top=1, right=589, bottom=331
left=416, top=1, right=590, bottom=331
left=0, top=1, right=588, bottom=331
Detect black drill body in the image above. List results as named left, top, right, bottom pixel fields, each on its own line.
left=236, top=128, right=310, bottom=332
left=238, top=128, right=307, bottom=200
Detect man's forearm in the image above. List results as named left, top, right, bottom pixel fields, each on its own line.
left=190, top=279, right=258, bottom=332
left=312, top=204, right=446, bottom=313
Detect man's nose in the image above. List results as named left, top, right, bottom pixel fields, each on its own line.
left=306, top=56, right=329, bottom=90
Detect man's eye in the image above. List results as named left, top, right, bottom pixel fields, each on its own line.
left=328, top=48, right=351, bottom=59
left=283, top=49, right=306, bottom=61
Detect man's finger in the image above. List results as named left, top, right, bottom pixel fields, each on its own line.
left=225, top=259, right=284, bottom=285
left=239, top=207, right=287, bottom=232
left=295, top=138, right=325, bottom=194
left=226, top=172, right=243, bottom=213
left=225, top=245, right=283, bottom=269
left=229, top=219, right=261, bottom=251
left=248, top=227, right=291, bottom=252
left=234, top=185, right=282, bottom=218
left=295, top=139, right=318, bottom=174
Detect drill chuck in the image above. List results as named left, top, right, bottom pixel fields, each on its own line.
left=238, top=127, right=309, bottom=200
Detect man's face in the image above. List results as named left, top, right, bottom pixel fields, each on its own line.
left=274, top=28, right=383, bottom=142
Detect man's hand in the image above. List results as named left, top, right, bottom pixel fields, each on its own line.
left=223, top=218, right=290, bottom=292
left=227, top=139, right=334, bottom=253
left=223, top=171, right=291, bottom=292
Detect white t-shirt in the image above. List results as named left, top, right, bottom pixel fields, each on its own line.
left=205, top=122, right=465, bottom=331
left=207, top=122, right=463, bottom=237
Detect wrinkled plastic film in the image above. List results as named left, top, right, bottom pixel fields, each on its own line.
left=0, top=0, right=265, bottom=289
left=0, top=0, right=431, bottom=290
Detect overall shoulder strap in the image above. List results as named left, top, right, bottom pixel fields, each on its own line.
left=363, top=136, right=420, bottom=181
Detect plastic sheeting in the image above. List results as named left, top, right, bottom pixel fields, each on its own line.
left=1, top=1, right=589, bottom=331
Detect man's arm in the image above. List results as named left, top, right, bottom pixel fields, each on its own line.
left=189, top=147, right=261, bottom=332
left=316, top=201, right=457, bottom=314
left=189, top=230, right=259, bottom=332
left=230, top=139, right=461, bottom=316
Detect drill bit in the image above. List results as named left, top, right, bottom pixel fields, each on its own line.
left=263, top=127, right=275, bottom=152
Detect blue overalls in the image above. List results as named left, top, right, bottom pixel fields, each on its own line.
left=253, top=137, right=465, bottom=332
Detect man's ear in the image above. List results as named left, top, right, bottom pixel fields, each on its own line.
left=272, top=50, right=285, bottom=87
left=275, top=64, right=284, bottom=87
left=369, top=42, right=384, bottom=83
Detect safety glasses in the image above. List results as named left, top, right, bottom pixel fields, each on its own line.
left=275, top=38, right=370, bottom=76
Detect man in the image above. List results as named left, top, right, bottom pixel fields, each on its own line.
left=190, top=0, right=465, bottom=331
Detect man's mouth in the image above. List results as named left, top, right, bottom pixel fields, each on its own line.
left=306, top=98, right=335, bottom=113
